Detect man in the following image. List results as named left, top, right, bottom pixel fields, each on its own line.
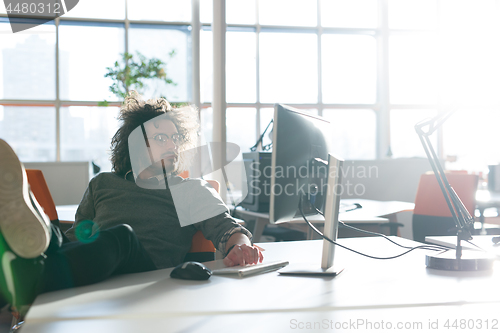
left=68, top=93, right=262, bottom=268
left=0, top=93, right=262, bottom=317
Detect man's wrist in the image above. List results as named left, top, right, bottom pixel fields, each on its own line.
left=225, top=244, right=237, bottom=257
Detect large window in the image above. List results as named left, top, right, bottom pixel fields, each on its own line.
left=214, top=0, right=381, bottom=160
left=128, top=24, right=191, bottom=102
left=2, top=0, right=500, bottom=175
left=58, top=22, right=125, bottom=102
left=0, top=21, right=56, bottom=100
left=216, top=0, right=500, bottom=174
left=387, top=0, right=500, bottom=174
left=0, top=106, right=56, bottom=161
left=0, top=1, right=192, bottom=171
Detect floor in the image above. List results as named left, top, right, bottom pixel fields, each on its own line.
left=0, top=307, right=13, bottom=333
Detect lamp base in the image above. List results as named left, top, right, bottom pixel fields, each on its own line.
left=426, top=250, right=495, bottom=271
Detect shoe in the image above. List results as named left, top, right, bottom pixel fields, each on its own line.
left=0, top=139, right=51, bottom=259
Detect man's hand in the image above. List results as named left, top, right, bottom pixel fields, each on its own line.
left=223, top=244, right=264, bottom=267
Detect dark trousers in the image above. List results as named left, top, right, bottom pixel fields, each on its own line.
left=40, top=223, right=157, bottom=293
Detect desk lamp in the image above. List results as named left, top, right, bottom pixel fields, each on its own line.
left=415, top=112, right=494, bottom=271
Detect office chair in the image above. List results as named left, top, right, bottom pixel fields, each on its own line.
left=183, top=179, right=218, bottom=262
left=25, top=169, right=59, bottom=226
left=412, top=172, right=478, bottom=243
left=27, top=168, right=217, bottom=262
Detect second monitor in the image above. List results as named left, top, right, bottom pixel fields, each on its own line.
left=269, top=104, right=344, bottom=275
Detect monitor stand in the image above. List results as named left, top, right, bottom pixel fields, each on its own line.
left=278, top=264, right=344, bottom=276
left=278, top=154, right=344, bottom=276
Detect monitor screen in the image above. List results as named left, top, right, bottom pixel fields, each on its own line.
left=269, top=104, right=344, bottom=275
left=269, top=104, right=333, bottom=224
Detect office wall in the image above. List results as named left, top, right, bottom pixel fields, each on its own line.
left=24, top=162, right=90, bottom=206
left=340, top=157, right=433, bottom=203
left=340, top=157, right=433, bottom=239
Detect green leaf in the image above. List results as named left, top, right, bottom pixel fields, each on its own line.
left=103, top=51, right=177, bottom=100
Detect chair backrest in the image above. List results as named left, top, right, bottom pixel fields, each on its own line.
left=187, top=179, right=219, bottom=254
left=25, top=169, right=59, bottom=222
left=413, top=172, right=478, bottom=217
left=412, top=172, right=478, bottom=243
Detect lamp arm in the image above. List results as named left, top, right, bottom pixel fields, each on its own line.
left=416, top=121, right=473, bottom=237
left=417, top=132, right=462, bottom=228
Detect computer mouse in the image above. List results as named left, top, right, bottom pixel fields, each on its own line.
left=170, top=261, right=212, bottom=280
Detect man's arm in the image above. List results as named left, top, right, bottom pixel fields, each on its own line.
left=65, top=182, right=95, bottom=241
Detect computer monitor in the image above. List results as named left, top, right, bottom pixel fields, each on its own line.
left=269, top=104, right=344, bottom=275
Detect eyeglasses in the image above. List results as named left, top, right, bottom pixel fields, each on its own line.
left=149, top=133, right=183, bottom=146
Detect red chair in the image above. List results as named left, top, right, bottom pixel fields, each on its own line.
left=412, top=172, right=478, bottom=243
left=184, top=179, right=218, bottom=262
left=25, top=169, right=59, bottom=225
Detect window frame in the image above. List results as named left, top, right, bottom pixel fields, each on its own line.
left=2, top=0, right=479, bottom=164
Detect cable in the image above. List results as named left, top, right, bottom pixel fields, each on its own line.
left=299, top=198, right=452, bottom=260
left=250, top=119, right=273, bottom=152
left=465, top=240, right=490, bottom=253
left=339, top=222, right=449, bottom=251
left=230, top=202, right=242, bottom=218
left=310, top=203, right=449, bottom=252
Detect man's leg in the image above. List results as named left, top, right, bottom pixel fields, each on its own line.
left=0, top=139, right=52, bottom=315
left=1, top=222, right=157, bottom=317
left=0, top=140, right=52, bottom=260
left=0, top=139, right=156, bottom=314
left=41, top=224, right=156, bottom=292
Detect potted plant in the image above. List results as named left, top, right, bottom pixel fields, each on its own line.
left=99, top=51, right=176, bottom=106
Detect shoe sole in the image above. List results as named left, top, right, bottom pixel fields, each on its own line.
left=0, top=140, right=51, bottom=259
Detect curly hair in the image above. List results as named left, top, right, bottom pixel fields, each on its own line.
left=111, top=91, right=199, bottom=176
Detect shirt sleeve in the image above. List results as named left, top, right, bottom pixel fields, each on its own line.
left=181, top=179, right=252, bottom=252
left=168, top=179, right=228, bottom=227
left=218, top=225, right=253, bottom=256
left=194, top=211, right=253, bottom=255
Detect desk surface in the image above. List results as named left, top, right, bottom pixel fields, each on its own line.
left=22, top=236, right=500, bottom=333
left=55, top=205, right=79, bottom=223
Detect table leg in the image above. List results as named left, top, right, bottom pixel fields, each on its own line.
left=380, top=213, right=402, bottom=236
left=252, top=217, right=268, bottom=243
left=478, top=207, right=487, bottom=235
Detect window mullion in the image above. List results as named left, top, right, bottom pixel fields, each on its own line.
left=377, top=0, right=391, bottom=159
left=55, top=17, right=61, bottom=161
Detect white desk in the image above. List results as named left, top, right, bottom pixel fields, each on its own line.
left=476, top=190, right=500, bottom=233
left=55, top=205, right=79, bottom=223
left=235, top=199, right=414, bottom=241
left=22, top=236, right=500, bottom=333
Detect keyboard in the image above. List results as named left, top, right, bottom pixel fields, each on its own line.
left=211, top=260, right=289, bottom=278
